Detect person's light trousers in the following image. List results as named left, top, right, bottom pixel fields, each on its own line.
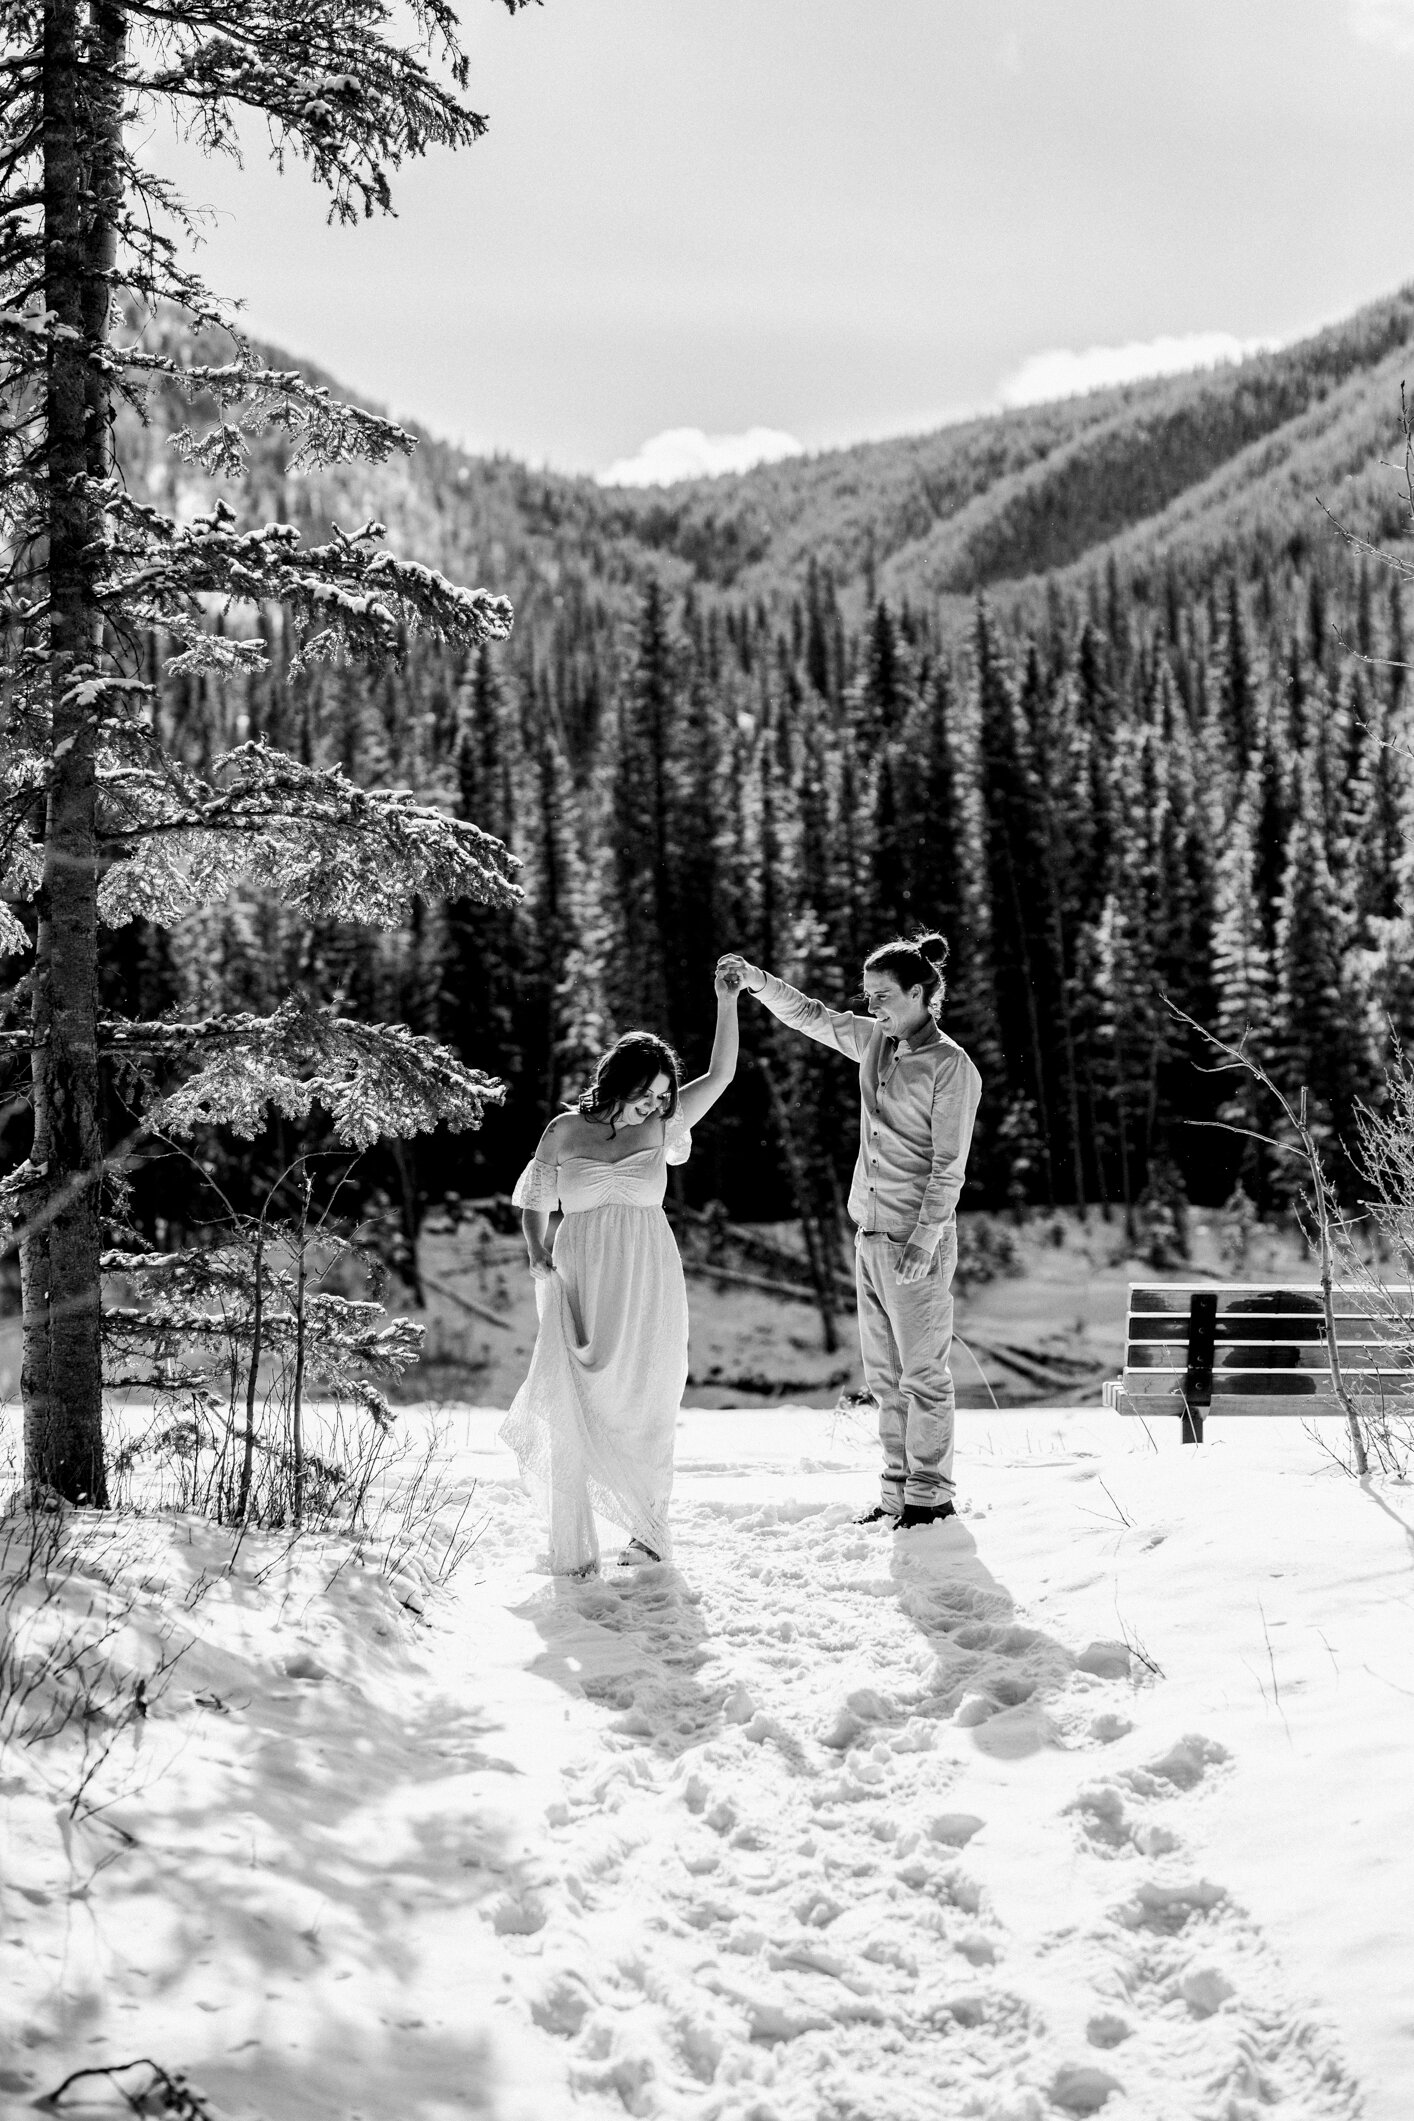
left=854, top=1227, right=957, bottom=1511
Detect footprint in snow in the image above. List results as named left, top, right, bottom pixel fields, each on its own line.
left=1065, top=1781, right=1184, bottom=1859
left=1120, top=1730, right=1229, bottom=1796
left=1063, top=1735, right=1224, bottom=1860
left=1049, top=2060, right=1126, bottom=2114
left=1073, top=1639, right=1134, bottom=1682
left=282, top=1648, right=328, bottom=1681
left=1102, top=1876, right=1359, bottom=2113
left=504, top=1512, right=1365, bottom=2121
left=1053, top=1735, right=1361, bottom=2117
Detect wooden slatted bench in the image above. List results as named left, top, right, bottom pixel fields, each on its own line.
left=1102, top=1282, right=1414, bottom=1441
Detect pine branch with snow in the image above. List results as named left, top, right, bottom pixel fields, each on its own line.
left=129, top=1000, right=506, bottom=1147
left=0, top=0, right=536, bottom=1503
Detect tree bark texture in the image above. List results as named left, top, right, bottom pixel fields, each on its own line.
left=756, top=1052, right=839, bottom=1355
left=22, top=0, right=123, bottom=1503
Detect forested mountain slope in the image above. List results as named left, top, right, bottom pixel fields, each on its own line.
left=560, top=282, right=1414, bottom=613
left=72, top=285, right=1414, bottom=1258
left=123, top=281, right=1414, bottom=636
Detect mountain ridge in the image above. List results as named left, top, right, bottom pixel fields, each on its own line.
left=596, top=282, right=1414, bottom=610
left=122, top=280, right=1414, bottom=644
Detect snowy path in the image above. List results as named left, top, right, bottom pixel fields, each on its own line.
left=455, top=1457, right=1363, bottom=2121
left=5, top=1405, right=1411, bottom=2121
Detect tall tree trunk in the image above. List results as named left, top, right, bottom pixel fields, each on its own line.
left=1112, top=1030, right=1137, bottom=1248
left=757, top=1053, right=839, bottom=1355
left=393, top=1139, right=425, bottom=1306
left=996, top=837, right=1056, bottom=1208
left=1041, top=830, right=1086, bottom=1215
left=1081, top=1061, right=1112, bottom=1218
left=236, top=1218, right=266, bottom=1521
left=291, top=1180, right=310, bottom=1529
left=23, top=0, right=122, bottom=1503
left=538, top=734, right=562, bottom=1115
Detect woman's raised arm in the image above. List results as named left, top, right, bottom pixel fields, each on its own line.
left=676, top=968, right=743, bottom=1127
left=716, top=950, right=872, bottom=1061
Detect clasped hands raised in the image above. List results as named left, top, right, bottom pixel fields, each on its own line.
left=714, top=952, right=932, bottom=1285
left=715, top=953, right=765, bottom=996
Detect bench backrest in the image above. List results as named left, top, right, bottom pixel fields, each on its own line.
left=1105, top=1282, right=1414, bottom=1429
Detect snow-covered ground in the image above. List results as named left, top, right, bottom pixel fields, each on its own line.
left=2, top=1400, right=1411, bottom=2121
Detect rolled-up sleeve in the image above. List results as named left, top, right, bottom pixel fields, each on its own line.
left=756, top=974, right=874, bottom=1062
left=914, top=1052, right=982, bottom=1241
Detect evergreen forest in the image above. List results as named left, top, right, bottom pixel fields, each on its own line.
left=11, top=288, right=1414, bottom=1266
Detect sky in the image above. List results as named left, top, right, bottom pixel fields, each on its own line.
left=142, top=0, right=1414, bottom=483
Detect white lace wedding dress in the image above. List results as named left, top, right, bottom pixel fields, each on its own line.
left=498, top=1109, right=692, bottom=1573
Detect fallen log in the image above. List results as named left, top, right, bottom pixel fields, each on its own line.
left=673, top=1205, right=852, bottom=1285
left=990, top=1340, right=1101, bottom=1377
left=418, top=1272, right=514, bottom=1332
left=961, top=1338, right=1069, bottom=1389
left=687, top=1365, right=853, bottom=1397
left=965, top=1336, right=1113, bottom=1395
left=683, top=1260, right=857, bottom=1309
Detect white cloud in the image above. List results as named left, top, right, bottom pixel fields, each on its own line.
left=997, top=331, right=1282, bottom=410
left=596, top=426, right=804, bottom=489
left=1349, top=0, right=1414, bottom=54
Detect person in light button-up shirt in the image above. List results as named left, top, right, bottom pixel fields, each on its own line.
left=718, top=933, right=981, bottom=1530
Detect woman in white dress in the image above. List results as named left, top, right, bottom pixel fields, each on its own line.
left=499, top=968, right=743, bottom=1575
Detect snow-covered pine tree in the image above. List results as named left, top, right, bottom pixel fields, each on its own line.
left=1013, top=636, right=1093, bottom=1210
left=1148, top=660, right=1216, bottom=1118
left=802, top=558, right=841, bottom=712
left=0, top=0, right=532, bottom=1503
left=974, top=598, right=1054, bottom=1204
left=856, top=598, right=905, bottom=751
left=606, top=579, right=675, bottom=1035
left=1213, top=571, right=1260, bottom=778
left=516, top=670, right=597, bottom=1114
left=663, top=593, right=724, bottom=1057
left=1208, top=775, right=1275, bottom=1192
left=746, top=675, right=794, bottom=998
left=1270, top=758, right=1366, bottom=1167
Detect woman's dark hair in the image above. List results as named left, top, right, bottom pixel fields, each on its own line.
left=862, top=931, right=949, bottom=1017
left=577, top=1031, right=682, bottom=1130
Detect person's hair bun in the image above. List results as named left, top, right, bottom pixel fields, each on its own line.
left=862, top=930, right=950, bottom=1015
